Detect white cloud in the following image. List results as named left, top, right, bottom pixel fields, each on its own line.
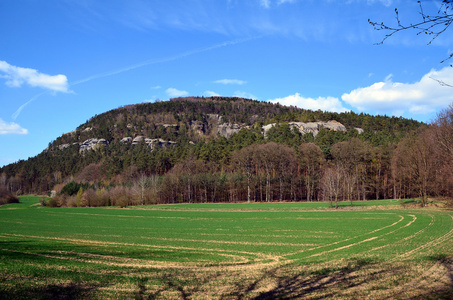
left=260, top=0, right=299, bottom=8
left=0, top=60, right=69, bottom=93
left=366, top=0, right=393, bottom=7
left=278, top=0, right=297, bottom=4
left=345, top=0, right=392, bottom=6
left=151, top=85, right=161, bottom=89
left=165, top=87, right=189, bottom=97
left=203, top=90, right=221, bottom=97
left=214, top=79, right=247, bottom=85
left=260, top=0, right=271, bottom=8
left=341, top=66, right=453, bottom=116
left=234, top=91, right=257, bottom=100
left=269, top=93, right=349, bottom=113
left=0, top=118, right=28, bottom=135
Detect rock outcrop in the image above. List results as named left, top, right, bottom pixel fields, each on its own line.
left=125, top=136, right=177, bottom=150
left=52, top=119, right=361, bottom=153
left=217, top=123, right=249, bottom=138
left=262, top=121, right=349, bottom=137
left=120, top=137, right=132, bottom=143
left=79, top=138, right=109, bottom=152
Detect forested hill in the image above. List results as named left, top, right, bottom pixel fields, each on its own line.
left=51, top=96, right=421, bottom=148
left=1, top=96, right=424, bottom=199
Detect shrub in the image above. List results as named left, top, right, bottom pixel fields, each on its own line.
left=0, top=186, right=19, bottom=205
left=108, top=186, right=131, bottom=208
left=81, top=189, right=97, bottom=207
left=93, top=188, right=109, bottom=207
left=66, top=196, right=78, bottom=207
left=61, top=181, right=88, bottom=196
left=47, top=196, right=61, bottom=207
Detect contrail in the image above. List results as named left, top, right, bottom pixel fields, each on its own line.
left=12, top=36, right=262, bottom=120
left=12, top=92, right=46, bottom=120
left=71, top=36, right=262, bottom=86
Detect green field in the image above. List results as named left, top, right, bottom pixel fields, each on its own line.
left=1, top=197, right=452, bottom=299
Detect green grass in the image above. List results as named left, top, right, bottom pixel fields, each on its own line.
left=0, top=196, right=452, bottom=299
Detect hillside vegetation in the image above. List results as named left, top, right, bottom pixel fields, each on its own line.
left=1, top=97, right=451, bottom=206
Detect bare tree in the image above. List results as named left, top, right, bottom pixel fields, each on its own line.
left=0, top=172, right=7, bottom=187
left=393, top=131, right=434, bottom=206
left=298, top=143, right=325, bottom=201
left=133, top=173, right=151, bottom=205
left=430, top=103, right=453, bottom=197
left=331, top=138, right=370, bottom=201
left=432, top=103, right=453, bottom=156
left=321, top=167, right=342, bottom=209
left=369, top=0, right=453, bottom=64
left=258, top=143, right=276, bottom=202
left=232, top=145, right=258, bottom=203
left=274, top=144, right=297, bottom=202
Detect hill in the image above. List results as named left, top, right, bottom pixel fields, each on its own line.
left=0, top=96, right=429, bottom=204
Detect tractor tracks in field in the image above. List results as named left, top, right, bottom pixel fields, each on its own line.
left=0, top=233, right=284, bottom=270
left=284, top=214, right=407, bottom=259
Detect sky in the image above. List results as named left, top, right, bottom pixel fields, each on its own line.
left=1, top=0, right=453, bottom=167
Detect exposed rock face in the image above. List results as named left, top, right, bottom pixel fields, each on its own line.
left=58, top=144, right=71, bottom=150
left=54, top=136, right=177, bottom=153
left=52, top=119, right=362, bottom=153
left=207, top=114, right=223, bottom=123
left=217, top=123, right=248, bottom=138
left=146, top=138, right=177, bottom=150
left=125, top=136, right=177, bottom=150
left=190, top=121, right=205, bottom=136
left=120, top=137, right=132, bottom=143
left=355, top=127, right=364, bottom=134
left=159, top=124, right=178, bottom=128
left=263, top=121, right=350, bottom=137
left=79, top=138, right=109, bottom=152
left=132, top=136, right=145, bottom=145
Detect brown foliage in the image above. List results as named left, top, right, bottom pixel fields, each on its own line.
left=76, top=163, right=102, bottom=183
left=298, top=143, right=325, bottom=201
left=0, top=185, right=19, bottom=205
left=108, top=186, right=132, bottom=208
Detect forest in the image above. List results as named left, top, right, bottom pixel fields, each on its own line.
left=0, top=97, right=451, bottom=207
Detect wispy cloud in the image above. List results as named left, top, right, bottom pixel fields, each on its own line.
left=214, top=79, right=247, bottom=85
left=0, top=60, right=69, bottom=93
left=72, top=36, right=262, bottom=86
left=269, top=93, right=349, bottom=113
left=260, top=0, right=271, bottom=9
left=203, top=90, right=221, bottom=97
left=0, top=118, right=28, bottom=135
left=342, top=66, right=453, bottom=116
left=12, top=92, right=46, bottom=120
left=234, top=91, right=258, bottom=100
left=365, top=0, right=393, bottom=7
left=11, top=36, right=262, bottom=120
left=166, top=88, right=188, bottom=97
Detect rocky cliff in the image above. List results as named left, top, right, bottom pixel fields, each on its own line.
left=52, top=118, right=358, bottom=153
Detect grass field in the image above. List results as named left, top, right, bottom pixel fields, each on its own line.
left=0, top=196, right=452, bottom=299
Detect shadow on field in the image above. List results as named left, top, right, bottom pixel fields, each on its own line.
left=1, top=284, right=94, bottom=300
left=136, top=275, right=190, bottom=300
left=416, top=254, right=453, bottom=300
left=0, top=241, right=101, bottom=300
left=225, top=258, right=395, bottom=299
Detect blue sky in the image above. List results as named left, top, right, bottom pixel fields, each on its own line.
left=1, top=0, right=453, bottom=167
